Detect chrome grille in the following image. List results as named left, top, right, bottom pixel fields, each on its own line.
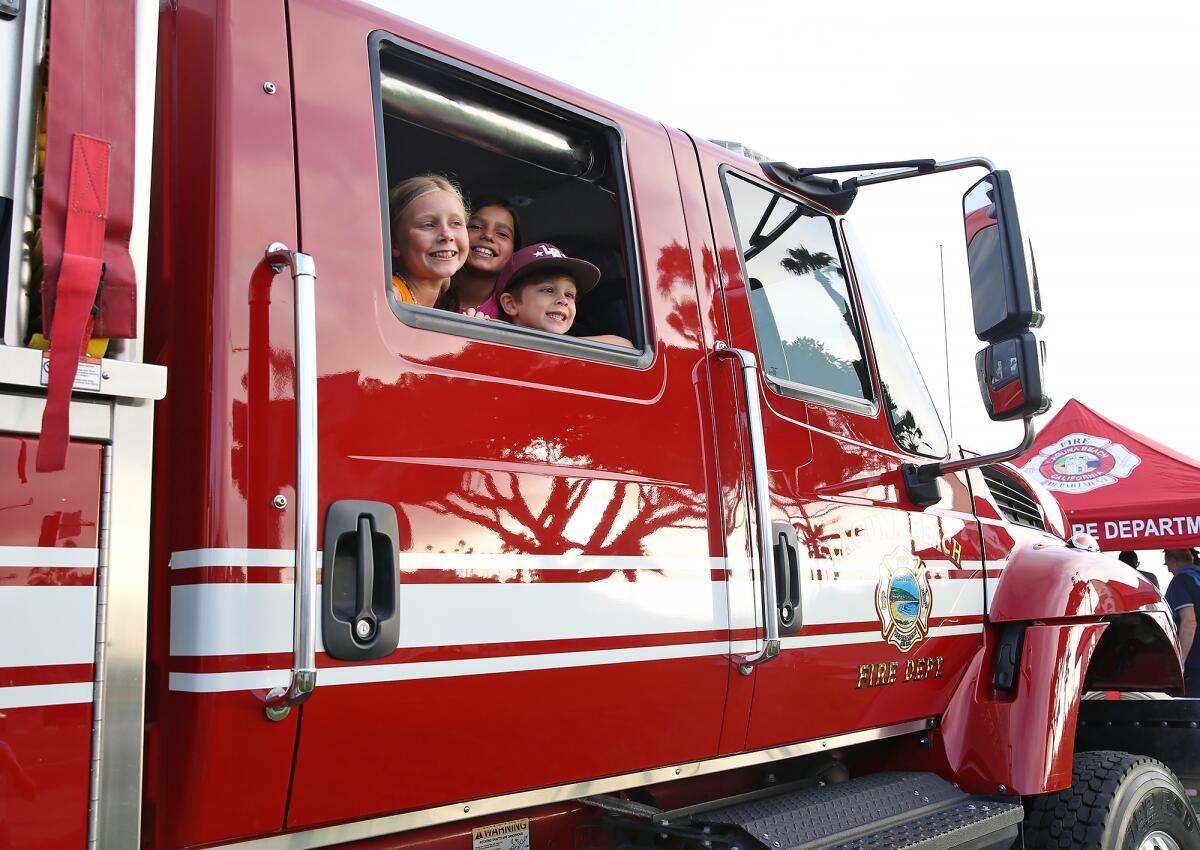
left=981, top=465, right=1046, bottom=530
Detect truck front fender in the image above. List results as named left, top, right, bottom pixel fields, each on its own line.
left=939, top=621, right=1107, bottom=795
left=988, top=539, right=1164, bottom=621
left=937, top=555, right=1182, bottom=797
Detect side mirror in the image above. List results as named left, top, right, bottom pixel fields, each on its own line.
left=975, top=332, right=1050, bottom=421
left=963, top=171, right=1042, bottom=341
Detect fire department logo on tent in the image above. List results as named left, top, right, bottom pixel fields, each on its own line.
left=875, top=550, right=932, bottom=653
left=1021, top=433, right=1141, bottom=494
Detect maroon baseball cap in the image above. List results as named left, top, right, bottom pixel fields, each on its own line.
left=494, top=243, right=602, bottom=297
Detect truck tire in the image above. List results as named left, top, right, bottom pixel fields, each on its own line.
left=1025, top=751, right=1200, bottom=849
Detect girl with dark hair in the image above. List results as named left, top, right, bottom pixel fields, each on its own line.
left=439, top=199, right=522, bottom=318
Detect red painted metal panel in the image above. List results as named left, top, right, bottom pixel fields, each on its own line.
left=688, top=141, right=990, bottom=752
left=0, top=435, right=101, bottom=850
left=143, top=1, right=302, bottom=846
left=666, top=126, right=757, bottom=757
left=0, top=704, right=94, bottom=849
left=279, top=0, right=731, bottom=832
left=938, top=622, right=1107, bottom=795
left=290, top=658, right=730, bottom=824
left=0, top=437, right=100, bottom=547
left=989, top=539, right=1165, bottom=622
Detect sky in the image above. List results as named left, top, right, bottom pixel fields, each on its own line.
left=378, top=1, right=1200, bottom=461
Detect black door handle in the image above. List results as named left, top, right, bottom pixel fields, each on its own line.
left=353, top=515, right=377, bottom=642
left=772, top=521, right=801, bottom=636
left=323, top=500, right=401, bottom=661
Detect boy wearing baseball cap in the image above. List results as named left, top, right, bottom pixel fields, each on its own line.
left=494, top=244, right=633, bottom=348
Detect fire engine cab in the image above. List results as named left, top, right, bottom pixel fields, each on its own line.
left=2, top=1, right=1196, bottom=849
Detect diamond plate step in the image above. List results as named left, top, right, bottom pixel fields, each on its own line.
left=684, top=772, right=1022, bottom=850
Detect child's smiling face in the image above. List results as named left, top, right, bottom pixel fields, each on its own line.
left=501, top=274, right=578, bottom=334
left=393, top=190, right=468, bottom=284
left=464, top=205, right=517, bottom=275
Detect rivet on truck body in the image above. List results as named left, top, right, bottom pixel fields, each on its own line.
left=273, top=495, right=287, bottom=509
left=263, top=81, right=277, bottom=94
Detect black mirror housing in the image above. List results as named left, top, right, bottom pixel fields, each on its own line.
left=975, top=332, right=1050, bottom=421
left=963, top=171, right=1042, bottom=341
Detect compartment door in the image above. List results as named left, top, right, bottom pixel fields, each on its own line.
left=0, top=436, right=102, bottom=850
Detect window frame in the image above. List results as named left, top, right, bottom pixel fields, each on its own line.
left=368, top=31, right=653, bottom=370
left=719, top=165, right=878, bottom=416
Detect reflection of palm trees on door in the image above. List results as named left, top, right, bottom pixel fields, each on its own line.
left=780, top=246, right=926, bottom=452
left=778, top=247, right=869, bottom=396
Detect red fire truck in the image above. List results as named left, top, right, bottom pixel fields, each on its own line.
left=2, top=1, right=1196, bottom=848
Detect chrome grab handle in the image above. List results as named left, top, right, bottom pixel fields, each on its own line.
left=715, top=343, right=781, bottom=674
left=263, top=243, right=319, bottom=721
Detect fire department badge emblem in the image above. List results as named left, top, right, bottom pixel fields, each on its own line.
left=875, top=550, right=932, bottom=653
left=1020, top=433, right=1140, bottom=494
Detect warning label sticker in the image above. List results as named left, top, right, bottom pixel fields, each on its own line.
left=40, top=353, right=103, bottom=392
left=472, top=819, right=529, bottom=850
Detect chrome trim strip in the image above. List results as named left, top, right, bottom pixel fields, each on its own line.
left=91, top=4, right=160, bottom=839
left=714, top=344, right=779, bottom=673
left=92, top=398, right=157, bottom=850
left=87, top=444, right=114, bottom=847
left=763, top=371, right=875, bottom=416
left=219, top=718, right=932, bottom=849
left=262, top=245, right=318, bottom=721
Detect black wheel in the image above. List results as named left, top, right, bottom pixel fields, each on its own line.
left=1025, top=751, right=1200, bottom=849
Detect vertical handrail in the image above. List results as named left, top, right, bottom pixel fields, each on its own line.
left=715, top=343, right=781, bottom=674
left=263, top=243, right=318, bottom=721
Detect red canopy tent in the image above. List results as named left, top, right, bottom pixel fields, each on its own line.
left=1014, top=398, right=1200, bottom=551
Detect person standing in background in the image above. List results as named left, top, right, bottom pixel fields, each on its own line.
left=1163, top=549, right=1200, bottom=696
left=1118, top=550, right=1159, bottom=589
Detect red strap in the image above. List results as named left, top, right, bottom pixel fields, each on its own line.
left=42, top=0, right=137, bottom=340
left=37, top=134, right=110, bottom=472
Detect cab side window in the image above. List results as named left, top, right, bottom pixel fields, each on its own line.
left=374, top=37, right=645, bottom=360
left=722, top=172, right=870, bottom=402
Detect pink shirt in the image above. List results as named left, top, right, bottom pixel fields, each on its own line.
left=463, top=293, right=500, bottom=319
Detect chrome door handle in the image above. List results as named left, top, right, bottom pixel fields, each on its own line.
left=263, top=243, right=319, bottom=721
left=715, top=343, right=781, bottom=674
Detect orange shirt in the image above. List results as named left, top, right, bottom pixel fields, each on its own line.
left=391, top=274, right=416, bottom=304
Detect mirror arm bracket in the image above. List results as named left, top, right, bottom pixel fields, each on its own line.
left=902, top=417, right=1036, bottom=507
left=848, top=156, right=998, bottom=190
